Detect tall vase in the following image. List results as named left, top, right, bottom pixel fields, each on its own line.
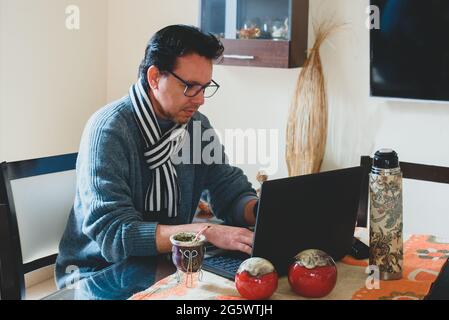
left=285, top=22, right=338, bottom=176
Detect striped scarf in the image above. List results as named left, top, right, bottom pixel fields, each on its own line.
left=129, top=79, right=187, bottom=217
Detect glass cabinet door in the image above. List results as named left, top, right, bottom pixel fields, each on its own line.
left=201, top=0, right=291, bottom=41
left=200, top=0, right=226, bottom=39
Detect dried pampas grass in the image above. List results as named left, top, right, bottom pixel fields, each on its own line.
left=286, top=21, right=342, bottom=176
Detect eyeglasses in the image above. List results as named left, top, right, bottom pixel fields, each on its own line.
left=167, top=70, right=220, bottom=98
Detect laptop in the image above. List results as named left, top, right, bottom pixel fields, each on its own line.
left=202, top=166, right=364, bottom=280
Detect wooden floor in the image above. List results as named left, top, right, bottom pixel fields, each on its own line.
left=26, top=278, right=57, bottom=300
left=24, top=265, right=57, bottom=300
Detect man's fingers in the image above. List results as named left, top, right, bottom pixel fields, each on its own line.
left=236, top=242, right=252, bottom=255
left=208, top=226, right=254, bottom=254
left=237, top=234, right=254, bottom=247
left=237, top=228, right=254, bottom=240
left=240, top=228, right=254, bottom=237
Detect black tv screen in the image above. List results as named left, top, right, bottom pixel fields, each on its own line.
left=370, top=0, right=449, bottom=102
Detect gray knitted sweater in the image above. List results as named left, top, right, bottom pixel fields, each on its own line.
left=55, top=95, right=256, bottom=288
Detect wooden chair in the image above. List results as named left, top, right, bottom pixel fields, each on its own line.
left=0, top=153, right=77, bottom=299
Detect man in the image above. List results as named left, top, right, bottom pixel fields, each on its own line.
left=55, top=25, right=258, bottom=288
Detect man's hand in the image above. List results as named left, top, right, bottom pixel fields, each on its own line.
left=204, top=224, right=254, bottom=255
left=155, top=223, right=254, bottom=255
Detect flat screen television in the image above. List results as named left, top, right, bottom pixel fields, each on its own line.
left=370, top=0, right=449, bottom=103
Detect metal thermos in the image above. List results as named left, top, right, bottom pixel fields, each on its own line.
left=369, top=149, right=403, bottom=280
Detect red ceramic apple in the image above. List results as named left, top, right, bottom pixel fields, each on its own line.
left=235, top=257, right=278, bottom=300
left=288, top=249, right=337, bottom=298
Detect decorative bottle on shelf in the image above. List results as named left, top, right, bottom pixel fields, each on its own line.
left=369, top=149, right=403, bottom=280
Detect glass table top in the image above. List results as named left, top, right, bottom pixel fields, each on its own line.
left=43, top=255, right=176, bottom=300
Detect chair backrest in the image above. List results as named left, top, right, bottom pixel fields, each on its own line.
left=0, top=153, right=77, bottom=299
left=357, top=156, right=449, bottom=231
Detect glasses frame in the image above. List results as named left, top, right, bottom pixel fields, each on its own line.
left=167, top=70, right=220, bottom=98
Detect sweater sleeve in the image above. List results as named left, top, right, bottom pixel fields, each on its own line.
left=204, top=160, right=257, bottom=226
left=78, top=111, right=158, bottom=263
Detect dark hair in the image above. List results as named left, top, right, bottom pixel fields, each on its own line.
left=138, top=25, right=224, bottom=90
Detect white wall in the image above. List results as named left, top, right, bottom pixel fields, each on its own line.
left=107, top=0, right=200, bottom=100
left=0, top=0, right=108, bottom=161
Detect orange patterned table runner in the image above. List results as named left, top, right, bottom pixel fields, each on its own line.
left=130, top=235, right=449, bottom=300
left=351, top=235, right=449, bottom=300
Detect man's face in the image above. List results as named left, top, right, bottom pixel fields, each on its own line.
left=149, top=53, right=213, bottom=125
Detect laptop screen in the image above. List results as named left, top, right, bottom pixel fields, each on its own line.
left=252, top=166, right=364, bottom=275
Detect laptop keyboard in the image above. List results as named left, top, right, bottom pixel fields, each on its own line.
left=202, top=255, right=246, bottom=281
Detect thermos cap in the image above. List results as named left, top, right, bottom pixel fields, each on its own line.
left=373, top=149, right=399, bottom=169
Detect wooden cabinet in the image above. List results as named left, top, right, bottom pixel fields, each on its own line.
left=200, top=0, right=309, bottom=68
